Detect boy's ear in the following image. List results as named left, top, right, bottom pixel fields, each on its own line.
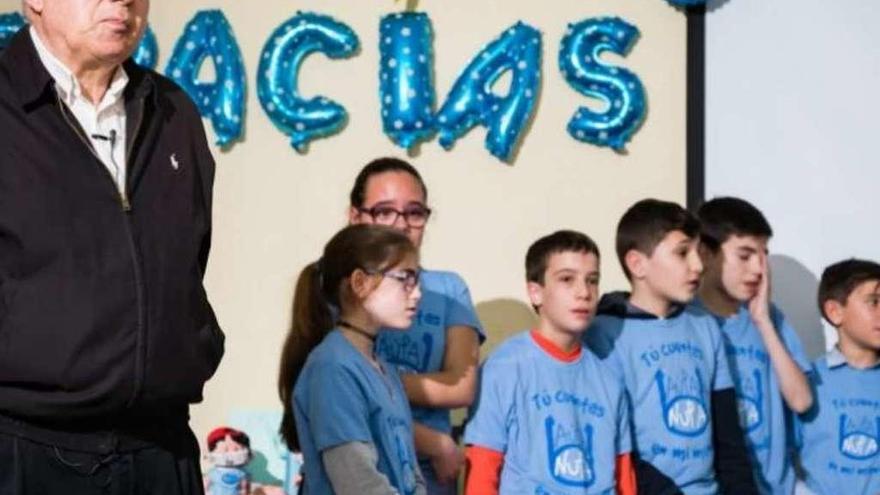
left=624, top=249, right=648, bottom=280
left=823, top=299, right=845, bottom=327
left=526, top=281, right=545, bottom=308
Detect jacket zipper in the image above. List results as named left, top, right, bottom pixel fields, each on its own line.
left=57, top=93, right=147, bottom=408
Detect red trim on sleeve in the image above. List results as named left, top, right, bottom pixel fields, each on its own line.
left=616, top=453, right=637, bottom=495
left=465, top=445, right=503, bottom=495
left=530, top=330, right=582, bottom=363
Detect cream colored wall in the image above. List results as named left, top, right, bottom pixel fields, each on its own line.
left=2, top=0, right=687, bottom=444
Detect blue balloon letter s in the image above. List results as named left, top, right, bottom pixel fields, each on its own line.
left=559, top=17, right=646, bottom=151
left=166, top=10, right=246, bottom=147
left=257, top=12, right=359, bottom=153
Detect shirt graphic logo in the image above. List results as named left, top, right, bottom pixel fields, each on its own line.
left=393, top=426, right=418, bottom=495
left=655, top=368, right=709, bottom=437
left=377, top=332, right=433, bottom=372
left=736, top=369, right=764, bottom=433
left=170, top=153, right=180, bottom=170
left=838, top=415, right=880, bottom=460
left=544, top=416, right=595, bottom=487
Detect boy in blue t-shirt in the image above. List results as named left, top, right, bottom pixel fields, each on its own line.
left=464, top=230, right=636, bottom=495
left=797, top=259, right=880, bottom=495
left=585, top=199, right=757, bottom=495
left=694, top=197, right=813, bottom=495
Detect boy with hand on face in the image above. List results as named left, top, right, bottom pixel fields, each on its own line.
left=694, top=197, right=813, bottom=495
left=585, top=199, right=757, bottom=495
left=797, top=259, right=880, bottom=495
left=464, top=231, right=637, bottom=495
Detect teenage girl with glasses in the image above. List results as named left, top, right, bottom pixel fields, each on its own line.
left=278, top=224, right=426, bottom=494
left=348, top=158, right=485, bottom=494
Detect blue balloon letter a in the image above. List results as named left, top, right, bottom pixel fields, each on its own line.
left=257, top=12, right=359, bottom=153
left=559, top=17, right=646, bottom=151
left=436, top=22, right=542, bottom=163
left=166, top=10, right=246, bottom=147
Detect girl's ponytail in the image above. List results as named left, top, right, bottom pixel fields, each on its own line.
left=278, top=261, right=333, bottom=450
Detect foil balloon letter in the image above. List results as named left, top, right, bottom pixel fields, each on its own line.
left=166, top=10, right=246, bottom=146
left=435, top=22, right=542, bottom=162
left=378, top=12, right=436, bottom=150
left=666, top=0, right=707, bottom=7
left=0, top=12, right=25, bottom=52
left=559, top=17, right=646, bottom=151
left=257, top=12, right=359, bottom=152
left=133, top=25, right=159, bottom=69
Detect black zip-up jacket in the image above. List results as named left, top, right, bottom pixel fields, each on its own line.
left=0, top=29, right=224, bottom=425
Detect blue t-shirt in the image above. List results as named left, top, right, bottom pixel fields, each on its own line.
left=695, top=300, right=811, bottom=495
left=796, top=349, right=880, bottom=495
left=376, top=269, right=484, bottom=435
left=293, top=330, right=420, bottom=495
left=464, top=331, right=632, bottom=494
left=585, top=304, right=733, bottom=495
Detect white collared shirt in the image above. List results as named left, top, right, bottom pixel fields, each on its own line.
left=30, top=27, right=129, bottom=198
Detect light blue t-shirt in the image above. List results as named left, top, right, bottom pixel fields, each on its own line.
left=465, top=331, right=631, bottom=494
left=694, top=301, right=810, bottom=495
left=206, top=467, right=247, bottom=495
left=796, top=349, right=880, bottom=495
left=585, top=302, right=733, bottom=495
left=376, top=269, right=484, bottom=435
left=293, top=330, right=420, bottom=495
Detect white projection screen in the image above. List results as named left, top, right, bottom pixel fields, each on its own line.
left=705, top=0, right=880, bottom=360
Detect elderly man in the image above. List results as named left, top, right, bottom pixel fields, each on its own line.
left=0, top=1, right=224, bottom=493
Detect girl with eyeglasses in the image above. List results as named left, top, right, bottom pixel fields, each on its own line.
left=348, top=158, right=485, bottom=494
left=278, top=224, right=427, bottom=494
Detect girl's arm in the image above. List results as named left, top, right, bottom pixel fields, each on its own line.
left=400, top=326, right=480, bottom=408
left=413, top=422, right=462, bottom=484
left=323, top=442, right=398, bottom=495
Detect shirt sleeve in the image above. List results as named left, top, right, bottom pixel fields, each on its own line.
left=306, top=363, right=373, bottom=452
left=615, top=389, right=633, bottom=455
left=615, top=453, right=637, bottom=495
left=463, top=358, right=513, bottom=452
left=323, top=441, right=398, bottom=495
left=772, top=305, right=812, bottom=372
left=443, top=272, right=485, bottom=342
left=464, top=445, right=503, bottom=495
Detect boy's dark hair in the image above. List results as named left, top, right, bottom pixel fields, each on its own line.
left=697, top=197, right=773, bottom=252
left=817, top=258, right=880, bottom=324
left=349, top=157, right=428, bottom=207
left=616, top=199, right=700, bottom=280
left=526, top=230, right=600, bottom=284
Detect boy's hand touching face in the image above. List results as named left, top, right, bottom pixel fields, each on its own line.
left=748, top=253, right=773, bottom=329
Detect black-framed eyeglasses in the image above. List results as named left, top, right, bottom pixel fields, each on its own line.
left=369, top=268, right=421, bottom=292
left=357, top=204, right=432, bottom=228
